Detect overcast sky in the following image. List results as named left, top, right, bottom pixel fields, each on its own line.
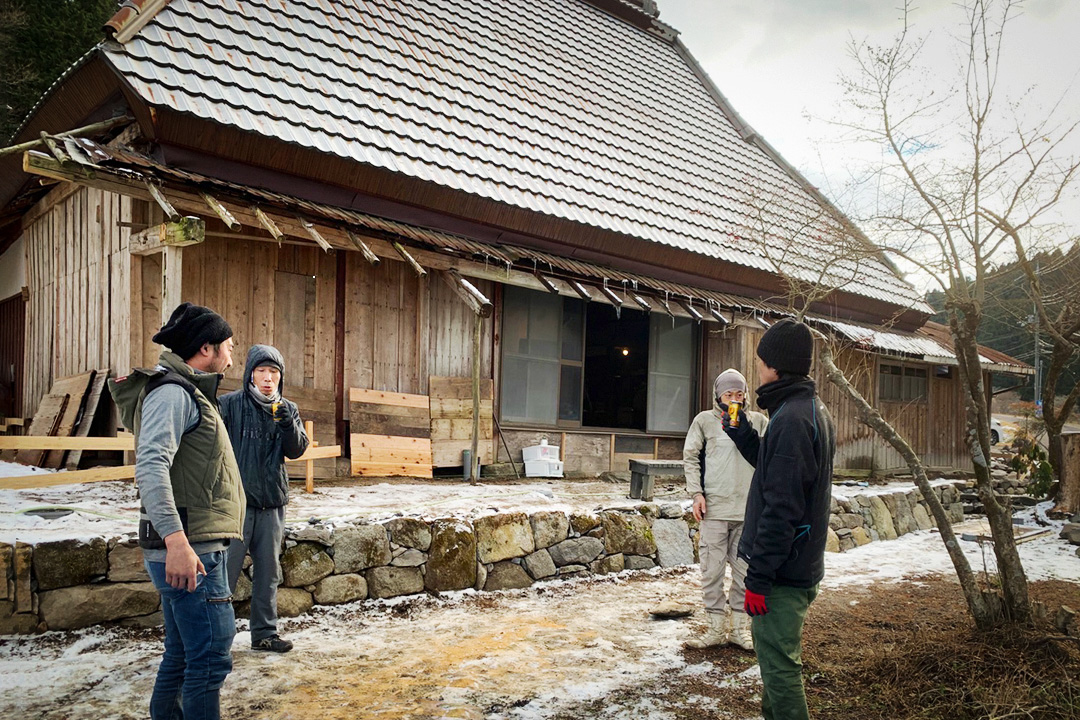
left=657, top=0, right=1080, bottom=236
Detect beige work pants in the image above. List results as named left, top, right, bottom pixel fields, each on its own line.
left=699, top=518, right=747, bottom=614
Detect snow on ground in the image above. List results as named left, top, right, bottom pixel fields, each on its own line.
left=0, top=459, right=688, bottom=544
left=1, top=461, right=1079, bottom=719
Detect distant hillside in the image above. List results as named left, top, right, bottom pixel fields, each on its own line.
left=924, top=243, right=1080, bottom=401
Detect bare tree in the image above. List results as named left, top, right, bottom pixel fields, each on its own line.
left=742, top=196, right=1011, bottom=627
left=984, top=226, right=1080, bottom=513
left=831, top=0, right=1080, bottom=626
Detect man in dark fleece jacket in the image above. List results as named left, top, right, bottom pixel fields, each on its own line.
left=728, top=318, right=835, bottom=720
left=220, top=344, right=309, bottom=653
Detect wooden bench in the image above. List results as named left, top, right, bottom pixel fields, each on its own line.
left=628, top=459, right=684, bottom=502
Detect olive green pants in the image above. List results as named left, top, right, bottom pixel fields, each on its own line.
left=751, top=583, right=819, bottom=720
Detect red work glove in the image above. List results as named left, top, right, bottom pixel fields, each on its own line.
left=744, top=589, right=769, bottom=616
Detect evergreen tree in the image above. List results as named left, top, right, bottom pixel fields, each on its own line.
left=0, top=0, right=117, bottom=142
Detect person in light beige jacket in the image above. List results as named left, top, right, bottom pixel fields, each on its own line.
left=682, top=368, right=767, bottom=650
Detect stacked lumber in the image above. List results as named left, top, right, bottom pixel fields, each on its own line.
left=0, top=369, right=109, bottom=468
left=349, top=388, right=432, bottom=478
left=429, top=376, right=493, bottom=468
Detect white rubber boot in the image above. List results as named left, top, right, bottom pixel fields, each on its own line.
left=730, top=610, right=754, bottom=651
left=684, top=610, right=730, bottom=649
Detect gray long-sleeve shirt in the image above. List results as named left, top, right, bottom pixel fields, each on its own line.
left=137, top=381, right=229, bottom=563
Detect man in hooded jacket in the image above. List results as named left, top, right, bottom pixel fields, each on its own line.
left=220, top=344, right=309, bottom=653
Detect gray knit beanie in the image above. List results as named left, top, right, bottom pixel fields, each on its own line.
left=713, top=368, right=748, bottom=401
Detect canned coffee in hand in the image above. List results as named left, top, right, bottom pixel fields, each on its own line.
left=728, top=401, right=741, bottom=428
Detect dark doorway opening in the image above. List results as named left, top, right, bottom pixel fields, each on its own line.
left=583, top=305, right=649, bottom=429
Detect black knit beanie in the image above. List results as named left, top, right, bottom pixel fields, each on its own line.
left=756, top=318, right=814, bottom=376
left=152, top=302, right=233, bottom=361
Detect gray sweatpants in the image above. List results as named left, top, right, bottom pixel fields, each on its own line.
left=226, top=505, right=286, bottom=643
left=699, top=518, right=747, bottom=614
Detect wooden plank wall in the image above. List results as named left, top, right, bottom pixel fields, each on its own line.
left=428, top=275, right=494, bottom=381
left=816, top=345, right=878, bottom=471
left=20, top=185, right=134, bottom=418
left=429, top=376, right=494, bottom=467
left=344, top=256, right=427, bottom=395
left=0, top=291, right=25, bottom=418
left=182, top=234, right=338, bottom=476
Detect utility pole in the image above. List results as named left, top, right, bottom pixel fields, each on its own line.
left=1033, top=259, right=1043, bottom=418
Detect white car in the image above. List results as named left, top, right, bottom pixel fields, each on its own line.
left=990, top=417, right=1004, bottom=445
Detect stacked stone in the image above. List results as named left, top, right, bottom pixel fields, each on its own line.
left=0, top=538, right=159, bottom=634
left=989, top=458, right=1032, bottom=495
left=826, top=483, right=965, bottom=552
left=0, top=484, right=986, bottom=635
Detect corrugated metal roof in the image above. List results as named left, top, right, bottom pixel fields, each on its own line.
left=100, top=0, right=929, bottom=311
left=812, top=317, right=1034, bottom=374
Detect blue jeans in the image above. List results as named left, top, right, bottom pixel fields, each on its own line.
left=146, top=550, right=236, bottom=720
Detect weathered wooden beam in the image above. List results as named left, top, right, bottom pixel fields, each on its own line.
left=708, top=304, right=730, bottom=324
left=40, top=132, right=68, bottom=164
left=298, top=216, right=333, bottom=252
left=393, top=241, right=427, bottom=277
left=535, top=273, right=560, bottom=294
left=443, top=269, right=493, bottom=318
left=253, top=206, right=285, bottom=245
left=346, top=230, right=381, bottom=266
left=570, top=280, right=593, bottom=301
left=678, top=300, right=704, bottom=322
left=632, top=294, right=652, bottom=312
left=0, top=115, right=133, bottom=158
left=145, top=181, right=180, bottom=222
left=200, top=192, right=241, bottom=231
left=598, top=284, right=623, bottom=307
left=129, top=217, right=206, bottom=256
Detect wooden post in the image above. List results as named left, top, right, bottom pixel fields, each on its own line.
left=471, top=312, right=481, bottom=485
left=305, top=419, right=315, bottom=494
left=609, top=433, right=615, bottom=472
left=560, top=432, right=566, bottom=462
left=161, top=246, right=183, bottom=325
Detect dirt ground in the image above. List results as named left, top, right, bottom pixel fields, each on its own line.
left=554, top=576, right=1080, bottom=720
left=6, top=570, right=1075, bottom=720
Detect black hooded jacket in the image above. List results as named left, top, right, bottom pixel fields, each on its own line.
left=737, top=376, right=835, bottom=596
left=219, top=345, right=309, bottom=509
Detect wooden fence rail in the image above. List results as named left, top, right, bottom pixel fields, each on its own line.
left=0, top=424, right=340, bottom=492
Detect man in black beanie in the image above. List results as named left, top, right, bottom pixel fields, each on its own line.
left=725, top=318, right=835, bottom=720
left=108, top=301, right=244, bottom=720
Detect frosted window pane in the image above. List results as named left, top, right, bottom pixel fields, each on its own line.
left=647, top=314, right=693, bottom=432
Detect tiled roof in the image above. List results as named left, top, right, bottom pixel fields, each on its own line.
left=101, top=0, right=929, bottom=311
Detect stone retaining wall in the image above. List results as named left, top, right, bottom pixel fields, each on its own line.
left=0, top=482, right=966, bottom=634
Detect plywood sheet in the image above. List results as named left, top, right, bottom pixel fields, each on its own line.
left=428, top=376, right=494, bottom=468
left=349, top=387, right=431, bottom=439
left=41, top=371, right=96, bottom=468
left=64, top=369, right=110, bottom=470
left=9, top=394, right=68, bottom=465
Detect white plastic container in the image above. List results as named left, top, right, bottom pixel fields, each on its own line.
left=524, top=459, right=564, bottom=478
left=522, top=439, right=559, bottom=462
